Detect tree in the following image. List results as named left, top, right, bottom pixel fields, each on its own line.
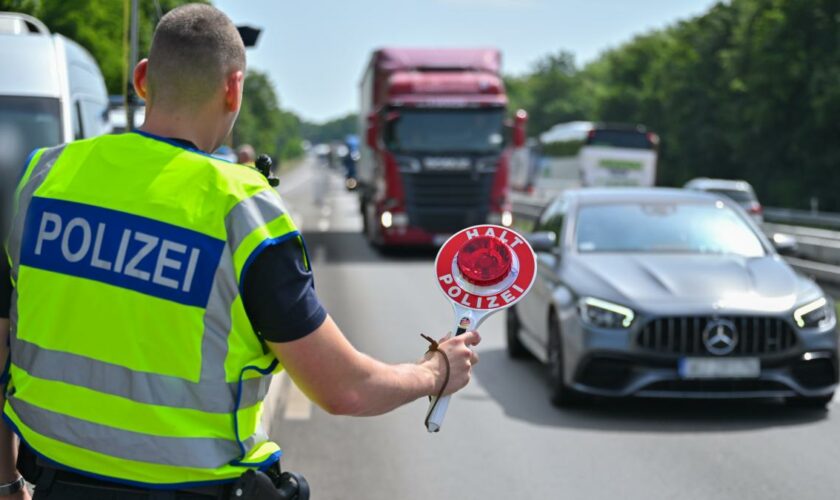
left=508, top=0, right=840, bottom=209
left=234, top=70, right=303, bottom=160
left=300, top=113, right=359, bottom=144
left=505, top=51, right=591, bottom=135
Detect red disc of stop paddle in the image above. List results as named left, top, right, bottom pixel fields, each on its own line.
left=435, top=225, right=537, bottom=311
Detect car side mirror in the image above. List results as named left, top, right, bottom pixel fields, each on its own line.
left=771, top=233, right=797, bottom=256
left=526, top=231, right=557, bottom=254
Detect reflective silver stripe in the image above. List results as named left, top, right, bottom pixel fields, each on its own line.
left=199, top=244, right=236, bottom=383
left=9, top=397, right=240, bottom=469
left=7, top=145, right=66, bottom=275
left=241, top=421, right=270, bottom=456
left=11, top=339, right=266, bottom=413
left=225, top=189, right=287, bottom=254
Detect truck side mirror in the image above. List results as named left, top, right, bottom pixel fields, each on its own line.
left=513, top=109, right=528, bottom=148
left=366, top=113, right=379, bottom=150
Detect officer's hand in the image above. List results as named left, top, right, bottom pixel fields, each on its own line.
left=422, top=331, right=481, bottom=396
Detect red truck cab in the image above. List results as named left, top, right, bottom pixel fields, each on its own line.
left=357, top=48, right=526, bottom=248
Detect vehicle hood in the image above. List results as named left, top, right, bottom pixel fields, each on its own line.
left=563, top=253, right=821, bottom=315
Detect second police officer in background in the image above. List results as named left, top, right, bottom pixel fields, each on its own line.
left=0, top=4, right=480, bottom=499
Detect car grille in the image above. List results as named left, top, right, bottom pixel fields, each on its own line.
left=637, top=316, right=798, bottom=356
left=402, top=171, right=494, bottom=233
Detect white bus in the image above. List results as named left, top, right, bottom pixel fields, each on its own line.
left=535, top=121, right=658, bottom=198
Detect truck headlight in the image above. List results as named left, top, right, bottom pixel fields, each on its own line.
left=793, top=297, right=833, bottom=328
left=578, top=297, right=635, bottom=329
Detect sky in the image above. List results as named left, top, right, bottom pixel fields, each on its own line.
left=215, top=0, right=719, bottom=123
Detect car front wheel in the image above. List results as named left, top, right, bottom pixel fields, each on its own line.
left=548, top=312, right=581, bottom=407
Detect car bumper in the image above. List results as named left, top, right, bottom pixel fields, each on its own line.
left=563, top=318, right=839, bottom=399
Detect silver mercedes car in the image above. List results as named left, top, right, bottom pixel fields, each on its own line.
left=508, top=188, right=838, bottom=408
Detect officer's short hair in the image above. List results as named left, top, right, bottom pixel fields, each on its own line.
left=147, top=3, right=246, bottom=110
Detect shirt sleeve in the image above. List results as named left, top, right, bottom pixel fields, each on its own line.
left=0, top=255, right=10, bottom=320
left=241, top=238, right=327, bottom=343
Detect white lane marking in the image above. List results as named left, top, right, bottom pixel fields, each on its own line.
left=283, top=380, right=313, bottom=420
left=262, top=372, right=290, bottom=429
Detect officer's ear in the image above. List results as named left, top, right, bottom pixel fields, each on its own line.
left=224, top=70, right=245, bottom=113
left=133, top=59, right=150, bottom=101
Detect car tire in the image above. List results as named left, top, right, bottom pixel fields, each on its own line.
left=505, top=307, right=531, bottom=360
left=785, top=393, right=834, bottom=409
left=547, top=312, right=581, bottom=407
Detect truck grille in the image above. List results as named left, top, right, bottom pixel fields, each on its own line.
left=402, top=171, right=494, bottom=233
left=637, top=316, right=798, bottom=356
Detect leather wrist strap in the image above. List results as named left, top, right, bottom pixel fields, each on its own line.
left=0, top=476, right=25, bottom=496
left=421, top=334, right=450, bottom=429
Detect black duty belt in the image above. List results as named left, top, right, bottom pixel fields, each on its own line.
left=35, top=464, right=232, bottom=499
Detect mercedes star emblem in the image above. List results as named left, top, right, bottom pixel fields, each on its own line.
left=702, top=319, right=738, bottom=356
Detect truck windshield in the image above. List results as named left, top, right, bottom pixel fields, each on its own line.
left=0, top=96, right=62, bottom=174
left=384, top=108, right=505, bottom=154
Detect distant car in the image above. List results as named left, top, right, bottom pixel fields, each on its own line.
left=509, top=188, right=838, bottom=408
left=684, top=178, right=763, bottom=224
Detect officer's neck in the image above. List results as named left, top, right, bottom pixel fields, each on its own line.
left=139, top=108, right=225, bottom=153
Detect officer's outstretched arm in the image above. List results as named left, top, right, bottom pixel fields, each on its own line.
left=266, top=315, right=481, bottom=417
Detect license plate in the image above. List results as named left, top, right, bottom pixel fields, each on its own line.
left=678, top=358, right=760, bottom=379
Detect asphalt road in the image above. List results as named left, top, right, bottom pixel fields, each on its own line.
left=266, top=157, right=840, bottom=500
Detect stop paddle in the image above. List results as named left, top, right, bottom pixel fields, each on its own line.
left=426, top=224, right=537, bottom=432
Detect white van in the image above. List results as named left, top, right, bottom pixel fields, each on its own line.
left=0, top=12, right=110, bottom=229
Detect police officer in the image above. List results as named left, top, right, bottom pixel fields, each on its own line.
left=0, top=4, right=479, bottom=499
left=236, top=144, right=256, bottom=167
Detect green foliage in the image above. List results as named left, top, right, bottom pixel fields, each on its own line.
left=234, top=70, right=303, bottom=160
left=505, top=51, right=592, bottom=135
left=511, top=0, right=840, bottom=210
left=300, top=113, right=359, bottom=144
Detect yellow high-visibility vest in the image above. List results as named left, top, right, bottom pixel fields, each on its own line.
left=3, top=131, right=302, bottom=488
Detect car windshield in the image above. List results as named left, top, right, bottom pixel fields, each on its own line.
left=586, top=129, right=653, bottom=149
left=706, top=188, right=755, bottom=204
left=575, top=202, right=765, bottom=257
left=384, top=108, right=505, bottom=154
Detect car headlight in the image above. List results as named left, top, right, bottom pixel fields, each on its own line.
left=578, top=297, right=635, bottom=329
left=793, top=297, right=834, bottom=328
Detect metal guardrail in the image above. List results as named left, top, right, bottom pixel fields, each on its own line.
left=764, top=207, right=840, bottom=230
left=512, top=200, right=840, bottom=286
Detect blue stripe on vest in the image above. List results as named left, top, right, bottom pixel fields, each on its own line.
left=19, top=197, right=224, bottom=308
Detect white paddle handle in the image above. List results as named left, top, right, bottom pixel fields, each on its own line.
left=424, top=322, right=467, bottom=433
left=425, top=394, right=450, bottom=433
